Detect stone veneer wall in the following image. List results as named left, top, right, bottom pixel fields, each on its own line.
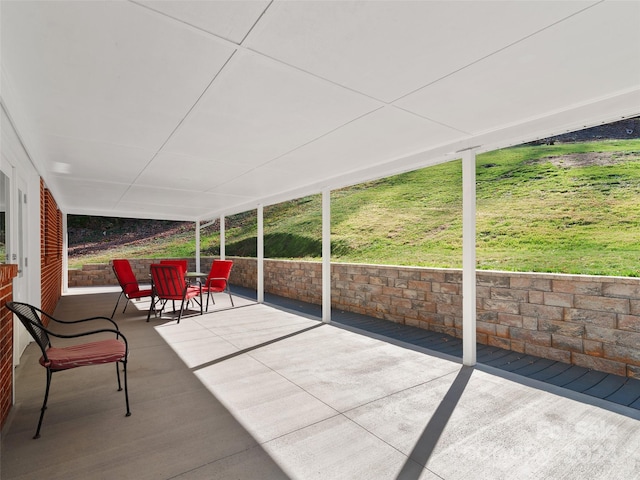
left=69, top=257, right=640, bottom=378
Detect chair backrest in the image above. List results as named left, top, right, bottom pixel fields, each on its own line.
left=150, top=264, right=187, bottom=298
left=113, top=259, right=140, bottom=295
left=6, top=302, right=51, bottom=359
left=159, top=260, right=188, bottom=276
left=206, top=260, right=233, bottom=289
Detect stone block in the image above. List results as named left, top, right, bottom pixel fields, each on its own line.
left=564, top=308, right=616, bottom=328
left=632, top=300, right=640, bottom=316
left=571, top=353, right=626, bottom=376
left=510, top=339, right=526, bottom=353
left=551, top=334, right=583, bottom=353
left=439, top=283, right=459, bottom=295
left=627, top=365, right=640, bottom=380
left=510, top=327, right=551, bottom=346
left=402, top=289, right=420, bottom=300
left=586, top=325, right=640, bottom=349
left=407, top=280, right=431, bottom=292
left=421, top=271, right=446, bottom=283
left=543, top=292, right=573, bottom=308
left=574, top=295, right=629, bottom=314
left=477, top=321, right=497, bottom=335
left=437, top=303, right=461, bottom=316
left=617, top=314, right=640, bottom=333
left=510, top=277, right=552, bottom=291
left=483, top=298, right=520, bottom=314
left=528, top=290, right=544, bottom=304
left=583, top=339, right=604, bottom=357
left=497, top=313, right=523, bottom=328
left=418, top=311, right=444, bottom=324
left=491, top=288, right=528, bottom=302
left=382, top=286, right=404, bottom=297
left=477, top=274, right=509, bottom=288
left=414, top=301, right=437, bottom=314
left=390, top=296, right=412, bottom=309
left=602, top=282, right=640, bottom=299
left=522, top=316, right=538, bottom=330
left=495, top=324, right=510, bottom=338
left=477, top=310, right=498, bottom=322
left=552, top=279, right=602, bottom=295
left=488, top=335, right=511, bottom=349
left=444, top=272, right=462, bottom=283
left=525, top=344, right=571, bottom=363
left=358, top=284, right=383, bottom=295
left=538, top=319, right=584, bottom=337
left=520, top=303, right=563, bottom=320
left=432, top=292, right=453, bottom=304
left=603, top=344, right=640, bottom=365
left=476, top=285, right=491, bottom=299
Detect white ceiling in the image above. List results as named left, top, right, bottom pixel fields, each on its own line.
left=1, top=0, right=639, bottom=221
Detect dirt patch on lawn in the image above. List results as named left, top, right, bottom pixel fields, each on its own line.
left=538, top=151, right=638, bottom=168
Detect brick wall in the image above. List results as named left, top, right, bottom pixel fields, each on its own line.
left=1, top=264, right=18, bottom=429
left=69, top=257, right=640, bottom=379
left=41, top=180, right=62, bottom=317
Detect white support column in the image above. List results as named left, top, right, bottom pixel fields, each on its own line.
left=462, top=150, right=477, bottom=366
left=220, top=214, right=226, bottom=260
left=257, top=204, right=264, bottom=303
left=322, top=188, right=331, bottom=323
left=62, top=212, right=68, bottom=293
left=195, top=220, right=201, bottom=273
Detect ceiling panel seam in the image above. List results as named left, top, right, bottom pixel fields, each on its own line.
left=204, top=106, right=387, bottom=190
left=239, top=0, right=274, bottom=45
left=130, top=0, right=388, bottom=106
left=129, top=0, right=241, bottom=47
left=390, top=0, right=605, bottom=104
left=116, top=50, right=238, bottom=207
left=390, top=105, right=472, bottom=136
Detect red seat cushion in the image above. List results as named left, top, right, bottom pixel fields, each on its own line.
left=41, top=339, right=126, bottom=370
left=128, top=288, right=153, bottom=299
left=159, top=286, right=200, bottom=301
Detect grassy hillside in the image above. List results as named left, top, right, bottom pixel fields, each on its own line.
left=69, top=139, right=640, bottom=277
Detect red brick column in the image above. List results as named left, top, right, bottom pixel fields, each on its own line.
left=1, top=264, right=18, bottom=429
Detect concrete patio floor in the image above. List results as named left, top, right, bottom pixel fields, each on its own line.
left=2, top=287, right=639, bottom=479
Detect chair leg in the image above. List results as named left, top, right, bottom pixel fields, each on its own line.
left=177, top=298, right=186, bottom=323
left=227, top=286, right=234, bottom=307
left=116, top=361, right=122, bottom=391
left=34, top=369, right=53, bottom=439
left=111, top=291, right=125, bottom=319
left=121, top=360, right=131, bottom=417
left=146, top=296, right=155, bottom=322
left=122, top=298, right=130, bottom=314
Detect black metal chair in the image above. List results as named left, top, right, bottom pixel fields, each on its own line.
left=6, top=301, right=131, bottom=439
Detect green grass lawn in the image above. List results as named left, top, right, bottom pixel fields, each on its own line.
left=71, top=139, right=640, bottom=277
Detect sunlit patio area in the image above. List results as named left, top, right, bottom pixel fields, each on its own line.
left=2, top=287, right=639, bottom=479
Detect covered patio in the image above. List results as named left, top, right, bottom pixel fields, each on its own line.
left=3, top=287, right=639, bottom=479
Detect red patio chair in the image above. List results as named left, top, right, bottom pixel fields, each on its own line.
left=200, top=259, right=234, bottom=311
left=159, top=259, right=188, bottom=276
left=148, top=264, right=202, bottom=323
left=111, top=259, right=153, bottom=318
left=6, top=301, right=130, bottom=439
